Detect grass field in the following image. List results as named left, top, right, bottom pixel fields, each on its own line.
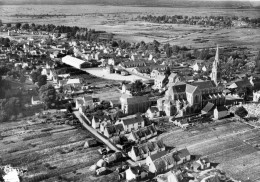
left=0, top=117, right=120, bottom=182
left=159, top=120, right=260, bottom=181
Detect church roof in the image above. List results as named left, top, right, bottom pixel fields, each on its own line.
left=191, top=80, right=216, bottom=90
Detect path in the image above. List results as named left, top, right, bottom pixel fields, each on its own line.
left=74, top=111, right=120, bottom=152
left=73, top=111, right=137, bottom=166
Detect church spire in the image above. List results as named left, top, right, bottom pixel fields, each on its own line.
left=211, top=45, right=220, bottom=85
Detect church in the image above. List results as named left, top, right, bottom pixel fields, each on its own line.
left=157, top=45, right=225, bottom=117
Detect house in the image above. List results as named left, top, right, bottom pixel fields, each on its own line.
left=125, top=166, right=148, bottom=182
left=92, top=116, right=101, bottom=129
left=31, top=96, right=43, bottom=105
left=128, top=140, right=165, bottom=161
left=116, top=113, right=145, bottom=132
left=154, top=75, right=166, bottom=90
left=146, top=106, right=160, bottom=119
left=214, top=106, right=228, bottom=119
left=192, top=157, right=211, bottom=172
left=146, top=150, right=177, bottom=174
left=128, top=124, right=157, bottom=142
left=110, top=100, right=121, bottom=108
left=173, top=148, right=191, bottom=165
left=201, top=102, right=215, bottom=115
left=75, top=96, right=94, bottom=110
left=103, top=124, right=124, bottom=138
left=168, top=73, right=181, bottom=84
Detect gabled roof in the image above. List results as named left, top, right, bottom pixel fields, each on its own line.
left=121, top=113, right=144, bottom=126
left=178, top=148, right=190, bottom=159
left=191, top=80, right=216, bottom=90
left=185, top=84, right=198, bottom=94
left=215, top=106, right=228, bottom=112
left=171, top=82, right=186, bottom=93
left=150, top=150, right=168, bottom=161
left=202, top=102, right=215, bottom=113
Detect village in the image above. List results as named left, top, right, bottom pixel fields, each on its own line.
left=0, top=19, right=260, bottom=182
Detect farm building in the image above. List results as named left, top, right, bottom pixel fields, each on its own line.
left=62, top=55, right=92, bottom=69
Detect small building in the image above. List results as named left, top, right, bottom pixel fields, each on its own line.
left=110, top=100, right=121, bottom=108
left=201, top=102, right=215, bottom=115
left=214, top=106, right=228, bottom=119
left=75, top=96, right=94, bottom=110
left=103, top=124, right=125, bottom=138
left=146, top=106, right=160, bottom=119
left=115, top=113, right=145, bottom=132
left=31, top=96, right=43, bottom=105
left=192, top=157, right=211, bottom=172
left=146, top=150, right=177, bottom=174
left=125, top=166, right=148, bottom=182
left=128, top=124, right=157, bottom=142
left=128, top=140, right=165, bottom=161
left=92, top=116, right=101, bottom=129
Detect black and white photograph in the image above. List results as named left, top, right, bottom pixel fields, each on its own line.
left=0, top=0, right=260, bottom=181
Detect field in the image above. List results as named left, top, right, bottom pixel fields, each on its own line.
left=159, top=120, right=260, bottom=181
left=1, top=5, right=260, bottom=51
left=0, top=116, right=120, bottom=182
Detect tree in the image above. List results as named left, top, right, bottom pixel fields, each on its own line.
left=6, top=23, right=11, bottom=27
left=15, top=22, right=21, bottom=29
left=30, top=71, right=41, bottom=83
left=39, top=84, right=56, bottom=109
left=130, top=80, right=144, bottom=95
left=235, top=106, right=248, bottom=118
left=111, top=41, right=119, bottom=47
left=37, top=75, right=47, bottom=87
left=165, top=46, right=173, bottom=58
left=22, top=23, right=30, bottom=30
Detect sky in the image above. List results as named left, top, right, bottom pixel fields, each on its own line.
left=0, top=0, right=260, bottom=6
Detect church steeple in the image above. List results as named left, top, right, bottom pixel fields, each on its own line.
left=211, top=45, right=220, bottom=85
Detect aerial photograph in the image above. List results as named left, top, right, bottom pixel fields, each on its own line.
left=0, top=0, right=259, bottom=181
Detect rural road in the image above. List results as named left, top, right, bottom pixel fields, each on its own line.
left=73, top=111, right=137, bottom=166
left=74, top=111, right=120, bottom=152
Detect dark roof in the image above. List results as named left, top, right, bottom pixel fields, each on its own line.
left=150, top=150, right=168, bottom=161
left=233, top=79, right=252, bottom=88
left=215, top=106, right=228, bottom=112
left=121, top=113, right=144, bottom=125
left=148, top=106, right=159, bottom=113
left=178, top=148, right=190, bottom=159
left=191, top=80, right=216, bottom=90
left=202, top=102, right=215, bottom=113
left=171, top=82, right=186, bottom=93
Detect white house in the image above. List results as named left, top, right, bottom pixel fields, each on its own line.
left=31, top=96, right=43, bottom=105
left=154, top=75, right=166, bottom=90
left=146, top=107, right=160, bottom=119
left=115, top=113, right=145, bottom=132
left=214, top=106, right=228, bottom=119
left=125, top=166, right=147, bottom=182
left=253, top=91, right=260, bottom=102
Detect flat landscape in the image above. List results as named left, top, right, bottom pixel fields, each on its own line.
left=159, top=120, right=260, bottom=182
left=0, top=117, right=120, bottom=182
left=1, top=5, right=260, bottom=50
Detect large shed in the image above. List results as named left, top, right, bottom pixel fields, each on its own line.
left=62, top=55, right=91, bottom=69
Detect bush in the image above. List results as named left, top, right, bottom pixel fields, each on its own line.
left=235, top=106, right=248, bottom=118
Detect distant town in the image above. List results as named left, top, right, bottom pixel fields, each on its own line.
left=0, top=14, right=260, bottom=182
